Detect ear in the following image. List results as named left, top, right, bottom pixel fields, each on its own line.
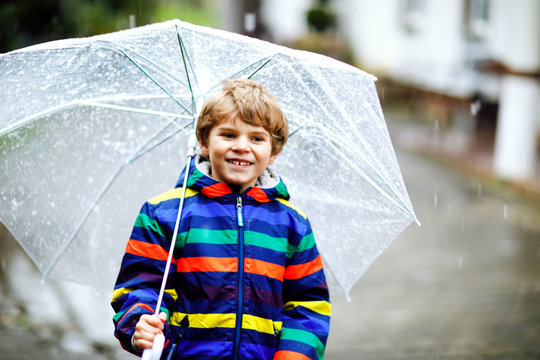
left=199, top=140, right=209, bottom=157
left=268, top=152, right=278, bottom=165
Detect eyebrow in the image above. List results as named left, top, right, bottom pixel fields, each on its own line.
left=217, top=125, right=270, bottom=137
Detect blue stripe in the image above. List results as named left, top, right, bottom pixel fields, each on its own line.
left=244, top=244, right=286, bottom=265
left=288, top=246, right=321, bottom=265
left=182, top=243, right=237, bottom=258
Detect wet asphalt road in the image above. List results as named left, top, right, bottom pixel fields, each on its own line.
left=325, top=130, right=540, bottom=359
left=2, top=117, right=540, bottom=359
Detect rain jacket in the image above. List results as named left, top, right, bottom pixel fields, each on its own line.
left=111, top=154, right=331, bottom=360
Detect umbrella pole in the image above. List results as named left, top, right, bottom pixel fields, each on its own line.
left=143, top=131, right=197, bottom=360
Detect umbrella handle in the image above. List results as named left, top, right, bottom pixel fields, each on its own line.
left=141, top=333, right=165, bottom=360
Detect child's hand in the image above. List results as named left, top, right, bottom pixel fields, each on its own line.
left=133, top=312, right=167, bottom=351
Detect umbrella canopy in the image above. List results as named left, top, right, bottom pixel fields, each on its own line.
left=0, top=19, right=418, bottom=298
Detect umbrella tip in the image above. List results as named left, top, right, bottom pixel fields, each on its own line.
left=415, top=218, right=422, bottom=227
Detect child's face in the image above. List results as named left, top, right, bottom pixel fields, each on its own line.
left=199, top=116, right=277, bottom=194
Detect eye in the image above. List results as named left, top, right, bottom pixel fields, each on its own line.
left=221, top=132, right=235, bottom=139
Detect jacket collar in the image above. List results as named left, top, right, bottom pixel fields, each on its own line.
left=175, top=154, right=290, bottom=203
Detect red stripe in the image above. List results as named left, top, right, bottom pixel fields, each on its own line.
left=245, top=258, right=285, bottom=281
left=284, top=255, right=323, bottom=280
left=126, top=239, right=176, bottom=265
left=118, top=302, right=155, bottom=325
left=246, top=187, right=270, bottom=203
left=274, top=350, right=312, bottom=360
left=177, top=257, right=237, bottom=273
left=201, top=182, right=232, bottom=198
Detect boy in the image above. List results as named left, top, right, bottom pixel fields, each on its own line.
left=111, top=78, right=330, bottom=360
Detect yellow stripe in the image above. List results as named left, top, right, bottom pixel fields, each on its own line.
left=170, top=313, right=282, bottom=335
left=242, top=314, right=283, bottom=335
left=111, top=287, right=178, bottom=303
left=149, top=188, right=198, bottom=205
left=284, top=301, right=331, bottom=317
left=111, top=287, right=132, bottom=303
left=165, top=289, right=178, bottom=302
left=170, top=312, right=236, bottom=328
left=276, top=198, right=306, bottom=219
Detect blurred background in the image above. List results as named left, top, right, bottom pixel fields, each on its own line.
left=1, top=0, right=539, bottom=359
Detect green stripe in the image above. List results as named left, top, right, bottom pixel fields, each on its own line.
left=134, top=213, right=166, bottom=239
left=244, top=231, right=287, bottom=252
left=187, top=168, right=205, bottom=187
left=181, top=228, right=237, bottom=246
left=296, top=232, right=316, bottom=252
left=275, top=180, right=289, bottom=199
left=280, top=328, right=325, bottom=360
left=113, top=310, right=126, bottom=323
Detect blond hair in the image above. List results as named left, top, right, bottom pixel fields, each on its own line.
left=196, top=78, right=288, bottom=155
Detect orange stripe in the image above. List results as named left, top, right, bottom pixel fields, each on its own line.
left=273, top=350, right=312, bottom=360
left=245, top=258, right=285, bottom=281
left=246, top=187, right=270, bottom=203
left=284, top=256, right=323, bottom=280
left=177, top=257, right=237, bottom=273
left=201, top=182, right=232, bottom=198
left=126, top=239, right=176, bottom=265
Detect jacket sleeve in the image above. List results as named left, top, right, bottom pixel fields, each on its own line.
left=274, top=220, right=331, bottom=360
left=110, top=201, right=178, bottom=355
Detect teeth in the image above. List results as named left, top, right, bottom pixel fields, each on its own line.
left=229, top=160, right=250, bottom=166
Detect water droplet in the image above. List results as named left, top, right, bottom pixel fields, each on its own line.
left=433, top=193, right=438, bottom=206
left=503, top=204, right=508, bottom=219
left=477, top=183, right=482, bottom=197
left=458, top=256, right=463, bottom=268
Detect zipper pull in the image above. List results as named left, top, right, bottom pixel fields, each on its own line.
left=236, top=196, right=243, bottom=227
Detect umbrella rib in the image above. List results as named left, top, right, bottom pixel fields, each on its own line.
left=41, top=120, right=194, bottom=281
left=92, top=40, right=193, bottom=116
left=310, top=130, right=419, bottom=223
left=94, top=40, right=189, bottom=86
left=0, top=99, right=189, bottom=138
left=129, top=121, right=194, bottom=164
left=80, top=100, right=192, bottom=120
left=246, top=55, right=276, bottom=79
left=197, top=55, right=277, bottom=100
left=175, top=25, right=197, bottom=122
left=0, top=100, right=80, bottom=136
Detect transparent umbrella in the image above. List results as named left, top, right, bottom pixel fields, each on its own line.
left=0, top=19, right=419, bottom=299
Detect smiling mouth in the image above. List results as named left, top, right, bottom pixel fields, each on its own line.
left=227, top=160, right=252, bottom=166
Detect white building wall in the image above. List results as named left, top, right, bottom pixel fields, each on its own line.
left=489, top=0, right=540, bottom=72
left=335, top=0, right=401, bottom=73
left=260, top=0, right=311, bottom=43
left=336, top=0, right=478, bottom=96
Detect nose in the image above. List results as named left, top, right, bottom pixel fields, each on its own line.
left=232, top=136, right=250, bottom=152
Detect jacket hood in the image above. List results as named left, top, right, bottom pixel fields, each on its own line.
left=175, top=154, right=290, bottom=203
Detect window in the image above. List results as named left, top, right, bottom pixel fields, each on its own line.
left=463, top=0, right=490, bottom=40
left=402, top=0, right=427, bottom=33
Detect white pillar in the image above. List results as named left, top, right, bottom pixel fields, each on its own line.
left=493, top=75, right=539, bottom=180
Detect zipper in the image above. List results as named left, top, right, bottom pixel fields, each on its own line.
left=233, top=195, right=244, bottom=360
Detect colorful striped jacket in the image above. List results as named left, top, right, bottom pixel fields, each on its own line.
left=111, top=155, right=331, bottom=360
